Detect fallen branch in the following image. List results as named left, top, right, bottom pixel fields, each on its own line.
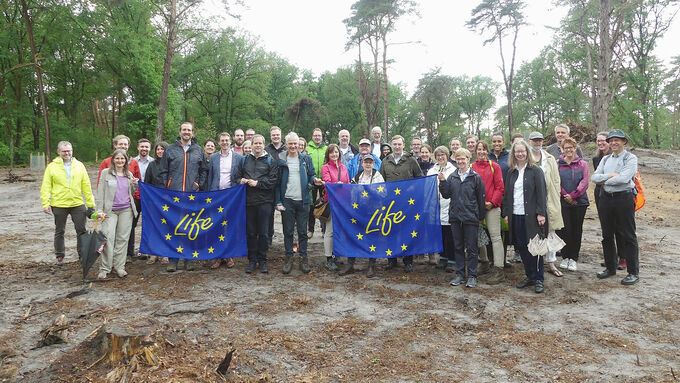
left=154, top=308, right=209, bottom=317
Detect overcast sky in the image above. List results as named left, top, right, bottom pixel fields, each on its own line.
left=205, top=0, right=680, bottom=128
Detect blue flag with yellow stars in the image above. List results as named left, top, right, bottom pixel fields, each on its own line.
left=138, top=182, right=247, bottom=260
left=325, top=175, right=443, bottom=258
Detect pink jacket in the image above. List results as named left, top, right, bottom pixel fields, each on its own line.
left=321, top=161, right=350, bottom=202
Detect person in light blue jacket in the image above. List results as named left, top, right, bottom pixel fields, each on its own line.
left=346, top=138, right=381, bottom=179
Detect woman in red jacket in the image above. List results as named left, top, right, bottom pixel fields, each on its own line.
left=321, top=144, right=350, bottom=271
left=471, top=141, right=505, bottom=284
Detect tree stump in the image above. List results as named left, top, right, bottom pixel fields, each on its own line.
left=88, top=323, right=160, bottom=366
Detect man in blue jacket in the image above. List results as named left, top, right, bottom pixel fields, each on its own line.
left=275, top=132, right=323, bottom=274
left=207, top=131, right=243, bottom=269
left=347, top=138, right=381, bottom=179
left=160, top=122, right=208, bottom=272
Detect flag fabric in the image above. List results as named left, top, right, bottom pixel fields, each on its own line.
left=326, top=175, right=443, bottom=258
left=138, top=182, right=247, bottom=260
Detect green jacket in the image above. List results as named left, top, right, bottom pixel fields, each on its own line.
left=40, top=157, right=95, bottom=209
left=379, top=152, right=423, bottom=181
left=306, top=141, right=327, bottom=178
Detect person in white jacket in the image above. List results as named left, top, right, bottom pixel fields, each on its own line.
left=428, top=146, right=457, bottom=272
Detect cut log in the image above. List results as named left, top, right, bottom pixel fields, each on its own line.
left=38, top=314, right=69, bottom=347
left=88, top=323, right=160, bottom=367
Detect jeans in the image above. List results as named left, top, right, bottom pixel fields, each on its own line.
left=247, top=203, right=272, bottom=263
left=52, top=205, right=87, bottom=259
left=558, top=205, right=587, bottom=261
left=512, top=214, right=544, bottom=281
left=451, top=221, right=479, bottom=277
left=282, top=198, right=309, bottom=258
left=599, top=191, right=639, bottom=275
left=127, top=198, right=141, bottom=256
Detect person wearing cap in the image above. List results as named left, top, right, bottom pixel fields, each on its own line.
left=528, top=131, right=564, bottom=277
left=339, top=154, right=385, bottom=277
left=546, top=123, right=584, bottom=159
left=346, top=138, right=382, bottom=179
left=591, top=129, right=640, bottom=285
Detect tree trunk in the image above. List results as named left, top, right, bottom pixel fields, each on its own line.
left=111, top=92, right=116, bottom=140
left=595, top=0, right=614, bottom=135
left=156, top=0, right=177, bottom=144
left=20, top=0, right=51, bottom=161
left=381, top=36, right=389, bottom=138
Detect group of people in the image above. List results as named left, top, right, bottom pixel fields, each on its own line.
left=40, top=122, right=641, bottom=291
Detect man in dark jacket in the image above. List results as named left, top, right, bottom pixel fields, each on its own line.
left=265, top=126, right=287, bottom=245
left=159, top=122, right=209, bottom=272
left=235, top=134, right=279, bottom=274
left=379, top=135, right=424, bottom=272
left=275, top=132, right=322, bottom=275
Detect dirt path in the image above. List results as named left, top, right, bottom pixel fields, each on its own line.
left=1, top=148, right=679, bottom=382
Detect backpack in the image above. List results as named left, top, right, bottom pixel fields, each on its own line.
left=601, top=152, right=645, bottom=211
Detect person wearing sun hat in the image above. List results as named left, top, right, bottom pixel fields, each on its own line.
left=591, top=129, right=640, bottom=285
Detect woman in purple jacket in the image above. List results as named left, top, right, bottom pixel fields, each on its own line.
left=557, top=137, right=590, bottom=272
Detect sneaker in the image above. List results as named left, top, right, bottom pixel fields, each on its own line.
left=56, top=256, right=64, bottom=266
left=450, top=275, right=465, bottom=286
left=338, top=263, right=354, bottom=276
left=185, top=262, right=196, bottom=271
left=282, top=257, right=293, bottom=274
left=567, top=259, right=577, bottom=271
left=307, top=231, right=314, bottom=239
left=617, top=258, right=627, bottom=270
left=259, top=262, right=269, bottom=274
left=621, top=274, right=639, bottom=285
left=97, top=271, right=107, bottom=279
left=513, top=250, right=522, bottom=263
left=245, top=261, right=256, bottom=274
left=166, top=263, right=177, bottom=272
left=559, top=258, right=570, bottom=269
left=116, top=269, right=128, bottom=278
left=300, top=257, right=311, bottom=274
left=325, top=257, right=338, bottom=271
left=466, top=277, right=477, bottom=288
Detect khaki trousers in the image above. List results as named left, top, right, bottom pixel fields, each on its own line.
left=100, top=207, right=133, bottom=274
left=478, top=207, right=504, bottom=268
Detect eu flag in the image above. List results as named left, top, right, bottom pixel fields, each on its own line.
left=138, top=182, right=247, bottom=260
left=326, top=175, right=443, bottom=258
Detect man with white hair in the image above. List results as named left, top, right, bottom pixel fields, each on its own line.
left=546, top=123, right=583, bottom=159
left=338, top=129, right=358, bottom=166
left=275, top=132, right=323, bottom=274
left=40, top=141, right=96, bottom=265
left=370, top=126, right=384, bottom=158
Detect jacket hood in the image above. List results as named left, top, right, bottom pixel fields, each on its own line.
left=308, top=141, right=326, bottom=149
left=174, top=136, right=198, bottom=145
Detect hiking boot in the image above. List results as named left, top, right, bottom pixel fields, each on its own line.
left=366, top=262, right=376, bottom=278
left=485, top=267, right=505, bottom=285
left=259, top=261, right=269, bottom=274
left=245, top=261, right=256, bottom=274
left=445, top=262, right=455, bottom=273
left=466, top=277, right=477, bottom=288
left=185, top=262, right=196, bottom=271
left=300, top=257, right=311, bottom=274
left=166, top=263, right=177, bottom=272
left=282, top=257, right=293, bottom=274
left=450, top=275, right=465, bottom=286
left=478, top=261, right=490, bottom=275
left=404, top=263, right=413, bottom=273
left=325, top=257, right=338, bottom=271
left=338, top=263, right=354, bottom=276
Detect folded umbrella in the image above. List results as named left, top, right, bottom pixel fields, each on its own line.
left=78, top=217, right=107, bottom=279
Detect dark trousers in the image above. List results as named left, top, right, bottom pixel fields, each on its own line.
left=247, top=203, right=272, bottom=263
left=52, top=205, right=88, bottom=258
left=599, top=191, right=639, bottom=275
left=127, top=198, right=141, bottom=256
left=512, top=214, right=544, bottom=281
left=282, top=198, right=309, bottom=258
left=387, top=255, right=413, bottom=266
left=308, top=186, right=326, bottom=233
left=440, top=225, right=455, bottom=264
left=451, top=221, right=479, bottom=277
left=558, top=205, right=587, bottom=261
left=595, top=186, right=625, bottom=260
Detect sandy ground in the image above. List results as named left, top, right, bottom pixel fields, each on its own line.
left=1, top=147, right=679, bottom=382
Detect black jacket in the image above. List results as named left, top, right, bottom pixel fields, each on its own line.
left=439, top=168, right=486, bottom=224
left=502, top=164, right=548, bottom=243
left=144, top=160, right=164, bottom=187
left=234, top=152, right=279, bottom=206
left=159, top=137, right=208, bottom=192
left=265, top=143, right=287, bottom=162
